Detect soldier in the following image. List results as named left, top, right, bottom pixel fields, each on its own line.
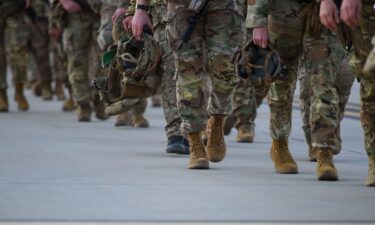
left=0, top=18, right=6, bottom=112
left=0, top=0, right=53, bottom=112
left=118, top=0, right=190, bottom=153
left=249, top=0, right=303, bottom=174
left=319, top=0, right=375, bottom=185
left=132, top=0, right=244, bottom=168
left=50, top=0, right=107, bottom=122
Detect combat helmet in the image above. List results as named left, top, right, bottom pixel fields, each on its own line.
left=234, top=40, right=284, bottom=83
left=92, top=28, right=163, bottom=115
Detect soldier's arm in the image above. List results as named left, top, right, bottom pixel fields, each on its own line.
left=247, top=0, right=269, bottom=48
left=131, top=0, right=152, bottom=40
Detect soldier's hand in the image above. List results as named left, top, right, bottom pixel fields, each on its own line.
left=123, top=16, right=133, bottom=34
left=253, top=27, right=269, bottom=48
left=112, top=7, right=127, bottom=23
left=49, top=27, right=64, bottom=39
left=132, top=10, right=153, bottom=40
left=340, top=0, right=362, bottom=29
left=60, top=0, right=82, bottom=13
left=319, top=0, right=340, bottom=32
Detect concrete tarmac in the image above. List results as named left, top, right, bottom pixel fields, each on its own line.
left=0, top=82, right=374, bottom=223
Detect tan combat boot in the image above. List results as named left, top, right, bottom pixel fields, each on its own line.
left=236, top=125, right=254, bottom=143
left=62, top=97, right=76, bottom=111
left=201, top=127, right=208, bottom=145
left=223, top=114, right=235, bottom=135
left=93, top=95, right=108, bottom=120
left=187, top=132, right=209, bottom=169
left=77, top=102, right=91, bottom=122
left=42, top=82, right=53, bottom=100
left=55, top=79, right=66, bottom=101
left=316, top=148, right=338, bottom=181
left=0, top=89, right=9, bottom=112
left=115, top=112, right=134, bottom=127
left=14, top=83, right=29, bottom=111
left=270, top=138, right=298, bottom=174
left=366, top=157, right=375, bottom=186
left=308, top=145, right=317, bottom=162
left=206, top=116, right=226, bottom=162
left=133, top=114, right=149, bottom=128
left=32, top=82, right=42, bottom=97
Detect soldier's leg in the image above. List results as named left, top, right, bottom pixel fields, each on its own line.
left=29, top=18, right=53, bottom=100
left=159, top=33, right=189, bottom=154
left=167, top=3, right=208, bottom=169
left=335, top=57, right=355, bottom=154
left=232, top=79, right=257, bottom=143
left=0, top=20, right=8, bottom=112
left=205, top=9, right=243, bottom=162
left=63, top=12, right=93, bottom=121
left=130, top=99, right=149, bottom=128
left=298, top=60, right=314, bottom=161
left=304, top=30, right=342, bottom=181
left=5, top=12, right=30, bottom=111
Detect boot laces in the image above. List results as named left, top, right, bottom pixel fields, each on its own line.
left=317, top=149, right=332, bottom=167
left=276, top=140, right=294, bottom=163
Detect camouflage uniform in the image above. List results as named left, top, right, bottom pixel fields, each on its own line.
left=166, top=0, right=245, bottom=133
left=0, top=19, right=6, bottom=91
left=2, top=1, right=52, bottom=90
left=299, top=54, right=354, bottom=154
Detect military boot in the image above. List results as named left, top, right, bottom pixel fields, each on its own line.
left=202, top=127, right=208, bottom=145
left=55, top=79, right=66, bottom=101
left=32, top=82, right=42, bottom=97
left=316, top=148, right=338, bottom=181
left=93, top=95, right=108, bottom=120
left=115, top=112, right=134, bottom=127
left=62, top=97, right=76, bottom=111
left=77, top=102, right=91, bottom=122
left=14, top=83, right=29, bottom=111
left=308, top=145, right=317, bottom=162
left=187, top=132, right=209, bottom=169
left=206, top=116, right=226, bottom=162
left=0, top=89, right=9, bottom=112
left=236, top=125, right=254, bottom=143
left=133, top=114, right=149, bottom=128
left=42, top=82, right=53, bottom=100
left=223, top=114, right=235, bottom=135
left=166, top=135, right=190, bottom=155
left=270, top=138, right=298, bottom=174
left=365, top=157, right=375, bottom=186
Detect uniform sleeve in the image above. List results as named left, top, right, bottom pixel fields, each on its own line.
left=117, top=0, right=130, bottom=8
left=245, top=0, right=268, bottom=28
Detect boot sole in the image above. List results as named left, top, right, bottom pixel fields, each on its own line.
left=188, top=159, right=209, bottom=169
left=207, top=148, right=226, bottom=163
left=317, top=171, right=338, bottom=181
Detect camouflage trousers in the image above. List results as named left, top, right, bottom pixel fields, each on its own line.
left=232, top=78, right=267, bottom=130
left=299, top=55, right=354, bottom=152
left=63, top=10, right=104, bottom=103
left=1, top=11, right=52, bottom=89
left=355, top=1, right=375, bottom=158
left=166, top=0, right=244, bottom=133
left=302, top=30, right=347, bottom=150
left=154, top=22, right=183, bottom=138
left=267, top=15, right=302, bottom=140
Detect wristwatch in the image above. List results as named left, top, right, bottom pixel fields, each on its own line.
left=136, top=4, right=149, bottom=11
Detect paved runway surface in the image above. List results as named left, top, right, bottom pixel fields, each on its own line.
left=0, top=82, right=374, bottom=223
